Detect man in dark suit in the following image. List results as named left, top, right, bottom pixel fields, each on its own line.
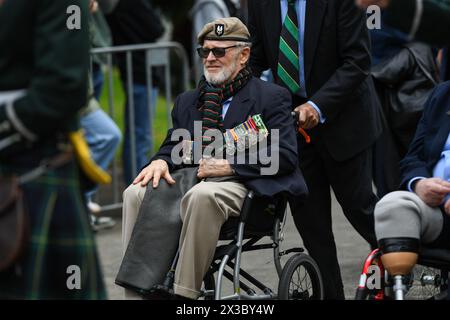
left=119, top=17, right=307, bottom=299
left=374, top=82, right=450, bottom=282
left=248, top=0, right=382, bottom=299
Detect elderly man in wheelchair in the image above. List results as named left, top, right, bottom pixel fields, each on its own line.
left=356, top=81, right=450, bottom=300
left=114, top=17, right=322, bottom=300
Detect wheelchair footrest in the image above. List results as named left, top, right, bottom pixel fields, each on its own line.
left=279, top=247, right=304, bottom=257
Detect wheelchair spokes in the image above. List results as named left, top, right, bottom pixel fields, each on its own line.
left=289, top=265, right=314, bottom=299
left=278, top=253, right=324, bottom=300
left=405, top=265, right=447, bottom=300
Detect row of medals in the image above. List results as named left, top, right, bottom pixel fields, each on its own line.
left=182, top=114, right=269, bottom=163
left=223, top=114, right=268, bottom=155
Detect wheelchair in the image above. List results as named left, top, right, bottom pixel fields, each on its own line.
left=355, top=246, right=450, bottom=300
left=151, top=190, right=324, bottom=300
left=149, top=111, right=322, bottom=300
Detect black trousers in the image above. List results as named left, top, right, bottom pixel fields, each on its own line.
left=289, top=133, right=378, bottom=300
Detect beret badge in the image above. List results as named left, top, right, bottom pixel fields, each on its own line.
left=215, top=24, right=225, bottom=37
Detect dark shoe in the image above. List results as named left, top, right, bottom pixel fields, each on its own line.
left=144, top=285, right=174, bottom=300
left=172, top=293, right=194, bottom=301
left=144, top=285, right=194, bottom=300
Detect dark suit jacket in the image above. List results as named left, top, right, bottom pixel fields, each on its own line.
left=400, top=81, right=450, bottom=189
left=151, top=76, right=308, bottom=198
left=248, top=0, right=382, bottom=161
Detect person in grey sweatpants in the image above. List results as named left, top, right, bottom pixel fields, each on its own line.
left=374, top=82, right=450, bottom=278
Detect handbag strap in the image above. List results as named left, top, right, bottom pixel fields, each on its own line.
left=18, top=150, right=73, bottom=185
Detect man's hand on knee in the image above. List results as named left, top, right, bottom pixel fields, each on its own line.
left=414, top=178, right=450, bottom=207
left=133, top=159, right=176, bottom=188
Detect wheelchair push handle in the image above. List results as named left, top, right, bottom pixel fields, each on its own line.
left=291, top=111, right=311, bottom=144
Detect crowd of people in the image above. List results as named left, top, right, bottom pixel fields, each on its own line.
left=0, top=0, right=449, bottom=300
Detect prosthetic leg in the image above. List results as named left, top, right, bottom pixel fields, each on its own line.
left=379, top=238, right=420, bottom=300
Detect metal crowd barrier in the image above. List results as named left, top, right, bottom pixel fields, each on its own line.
left=90, top=42, right=190, bottom=213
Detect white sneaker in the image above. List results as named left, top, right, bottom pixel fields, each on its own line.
left=87, top=201, right=102, bottom=214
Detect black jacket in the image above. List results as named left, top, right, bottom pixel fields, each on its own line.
left=372, top=42, right=439, bottom=116
left=248, top=0, right=382, bottom=161
left=372, top=42, right=439, bottom=156
left=151, top=77, right=308, bottom=197
left=105, top=0, right=164, bottom=84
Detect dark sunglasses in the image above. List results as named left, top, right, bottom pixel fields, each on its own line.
left=196, top=45, right=239, bottom=58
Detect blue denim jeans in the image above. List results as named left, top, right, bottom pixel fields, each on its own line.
left=81, top=108, right=122, bottom=200
left=92, top=63, right=104, bottom=101
left=122, top=83, right=158, bottom=184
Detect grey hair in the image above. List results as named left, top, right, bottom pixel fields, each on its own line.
left=235, top=41, right=252, bottom=49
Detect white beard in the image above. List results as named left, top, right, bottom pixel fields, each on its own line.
left=204, top=57, right=239, bottom=85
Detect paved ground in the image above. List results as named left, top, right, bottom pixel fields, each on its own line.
left=95, top=189, right=370, bottom=300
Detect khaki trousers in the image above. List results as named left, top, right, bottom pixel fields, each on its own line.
left=121, top=183, right=147, bottom=300
left=121, top=179, right=248, bottom=299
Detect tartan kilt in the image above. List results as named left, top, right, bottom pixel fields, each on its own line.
left=0, top=156, right=106, bottom=300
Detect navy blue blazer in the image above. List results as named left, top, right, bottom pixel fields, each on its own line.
left=400, top=81, right=450, bottom=189
left=151, top=77, right=308, bottom=198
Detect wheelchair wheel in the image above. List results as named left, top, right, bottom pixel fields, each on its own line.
left=278, top=253, right=324, bottom=300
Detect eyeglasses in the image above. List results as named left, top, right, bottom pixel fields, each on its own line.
left=196, top=45, right=239, bottom=58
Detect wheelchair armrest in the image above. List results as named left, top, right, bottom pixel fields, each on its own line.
left=219, top=191, right=288, bottom=240
left=239, top=190, right=255, bottom=223
left=238, top=191, right=287, bottom=226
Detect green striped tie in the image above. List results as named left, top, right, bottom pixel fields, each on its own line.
left=277, top=0, right=301, bottom=94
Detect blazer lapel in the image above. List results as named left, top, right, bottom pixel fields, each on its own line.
left=430, top=105, right=450, bottom=162
left=222, top=80, right=256, bottom=129
left=304, top=0, right=327, bottom=83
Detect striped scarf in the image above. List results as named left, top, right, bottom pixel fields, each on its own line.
left=197, top=65, right=252, bottom=151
